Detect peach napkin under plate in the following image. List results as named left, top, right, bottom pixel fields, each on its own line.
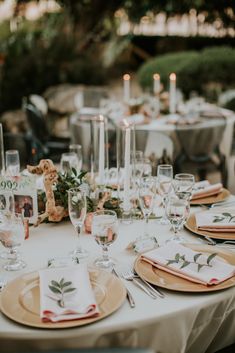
left=195, top=208, right=235, bottom=233
left=39, top=265, right=99, bottom=322
left=191, top=181, right=223, bottom=200
left=141, top=243, right=235, bottom=285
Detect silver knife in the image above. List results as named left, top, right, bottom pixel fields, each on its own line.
left=112, top=268, right=136, bottom=308
left=132, top=269, right=165, bottom=298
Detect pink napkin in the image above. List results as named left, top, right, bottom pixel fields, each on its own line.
left=39, top=265, right=99, bottom=322
left=141, top=243, right=235, bottom=285
left=192, top=181, right=223, bottom=200
left=195, top=209, right=235, bottom=232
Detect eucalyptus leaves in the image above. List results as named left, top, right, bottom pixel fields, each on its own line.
left=213, top=212, right=235, bottom=223
left=48, top=278, right=76, bottom=308
left=166, top=252, right=217, bottom=272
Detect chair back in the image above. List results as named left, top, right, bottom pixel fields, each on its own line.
left=24, top=103, right=49, bottom=143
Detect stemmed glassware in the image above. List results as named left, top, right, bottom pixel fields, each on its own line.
left=60, top=152, right=79, bottom=174
left=173, top=173, right=195, bottom=200
left=67, top=187, right=88, bottom=259
left=92, top=210, right=118, bottom=269
left=5, top=150, right=20, bottom=176
left=165, top=196, right=188, bottom=243
left=157, top=164, right=173, bottom=224
left=138, top=177, right=156, bottom=238
left=69, top=144, right=83, bottom=173
left=0, top=213, right=26, bottom=271
left=131, top=150, right=144, bottom=185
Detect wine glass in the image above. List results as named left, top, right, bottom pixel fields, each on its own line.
left=173, top=173, right=195, bottom=200
left=165, top=196, right=188, bottom=243
left=138, top=177, right=156, bottom=238
left=92, top=210, right=118, bottom=269
left=0, top=213, right=26, bottom=271
left=142, top=157, right=152, bottom=177
left=157, top=164, right=173, bottom=224
left=5, top=150, right=20, bottom=176
left=60, top=152, right=79, bottom=173
left=67, top=188, right=88, bottom=259
left=69, top=144, right=83, bottom=172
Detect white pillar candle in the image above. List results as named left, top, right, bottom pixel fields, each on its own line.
left=153, top=73, right=160, bottom=116
left=169, top=73, right=176, bottom=114
left=98, top=116, right=105, bottom=184
left=123, top=73, right=131, bottom=103
left=123, top=120, right=131, bottom=211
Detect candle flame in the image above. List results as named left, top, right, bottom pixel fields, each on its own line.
left=123, top=73, right=130, bottom=81
left=123, top=119, right=129, bottom=127
left=169, top=73, right=176, bottom=81
left=153, top=73, right=160, bottom=80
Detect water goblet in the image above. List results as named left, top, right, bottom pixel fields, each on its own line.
left=165, top=196, right=188, bottom=243
left=157, top=164, right=173, bottom=224
left=69, top=144, right=83, bottom=172
left=68, top=188, right=88, bottom=259
left=0, top=213, right=26, bottom=271
left=5, top=150, right=20, bottom=176
left=92, top=210, right=118, bottom=269
left=60, top=152, right=79, bottom=173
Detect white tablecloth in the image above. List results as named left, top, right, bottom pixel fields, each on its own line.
left=0, top=205, right=235, bottom=353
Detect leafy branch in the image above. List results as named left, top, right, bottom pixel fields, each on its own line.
left=48, top=277, right=76, bottom=308
left=213, top=212, right=235, bottom=223
left=166, top=252, right=217, bottom=272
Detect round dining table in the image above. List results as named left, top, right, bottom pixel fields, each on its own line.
left=0, top=202, right=235, bottom=353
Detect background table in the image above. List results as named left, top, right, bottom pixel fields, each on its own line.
left=1, top=205, right=235, bottom=353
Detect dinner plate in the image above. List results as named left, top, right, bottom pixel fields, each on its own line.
left=190, top=188, right=230, bottom=205
left=185, top=213, right=235, bottom=240
left=134, top=244, right=235, bottom=293
left=0, top=269, right=126, bottom=329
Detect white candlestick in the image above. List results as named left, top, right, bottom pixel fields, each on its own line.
left=123, top=122, right=130, bottom=211
left=153, top=73, right=160, bottom=116
left=123, top=73, right=130, bottom=103
left=169, top=73, right=176, bottom=114
left=98, top=117, right=105, bottom=184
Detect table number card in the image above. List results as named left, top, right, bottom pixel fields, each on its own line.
left=0, top=175, right=38, bottom=224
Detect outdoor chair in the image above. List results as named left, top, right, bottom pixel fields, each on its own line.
left=174, top=117, right=228, bottom=186
left=24, top=103, right=69, bottom=163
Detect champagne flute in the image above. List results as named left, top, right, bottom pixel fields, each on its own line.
left=157, top=164, right=173, bottom=224
left=92, top=210, right=118, bottom=269
left=173, top=173, right=195, bottom=201
left=131, top=150, right=144, bottom=185
left=165, top=196, right=188, bottom=243
left=138, top=177, right=156, bottom=238
left=0, top=213, right=26, bottom=271
left=68, top=188, right=88, bottom=259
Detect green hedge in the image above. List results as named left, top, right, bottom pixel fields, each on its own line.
left=137, top=46, right=235, bottom=99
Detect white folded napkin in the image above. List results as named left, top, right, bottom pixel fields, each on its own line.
left=39, top=265, right=99, bottom=322
left=195, top=208, right=235, bottom=232
left=192, top=181, right=223, bottom=200
left=141, top=243, right=235, bottom=285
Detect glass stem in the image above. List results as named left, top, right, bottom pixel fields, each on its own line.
left=144, top=215, right=149, bottom=237
left=102, top=245, right=109, bottom=262
left=9, top=248, right=17, bottom=263
left=76, top=225, right=82, bottom=250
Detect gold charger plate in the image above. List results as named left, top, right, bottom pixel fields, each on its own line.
left=190, top=188, right=230, bottom=205
left=134, top=244, right=235, bottom=293
left=0, top=269, right=126, bottom=329
left=185, top=213, right=235, bottom=240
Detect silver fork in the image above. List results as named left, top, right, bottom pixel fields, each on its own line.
left=121, top=269, right=157, bottom=299
left=204, top=236, right=235, bottom=248
left=130, top=268, right=165, bottom=298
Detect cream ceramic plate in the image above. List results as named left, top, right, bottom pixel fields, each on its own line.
left=134, top=244, right=235, bottom=293
left=190, top=188, right=230, bottom=205
left=185, top=213, right=235, bottom=240
left=0, top=269, right=126, bottom=329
